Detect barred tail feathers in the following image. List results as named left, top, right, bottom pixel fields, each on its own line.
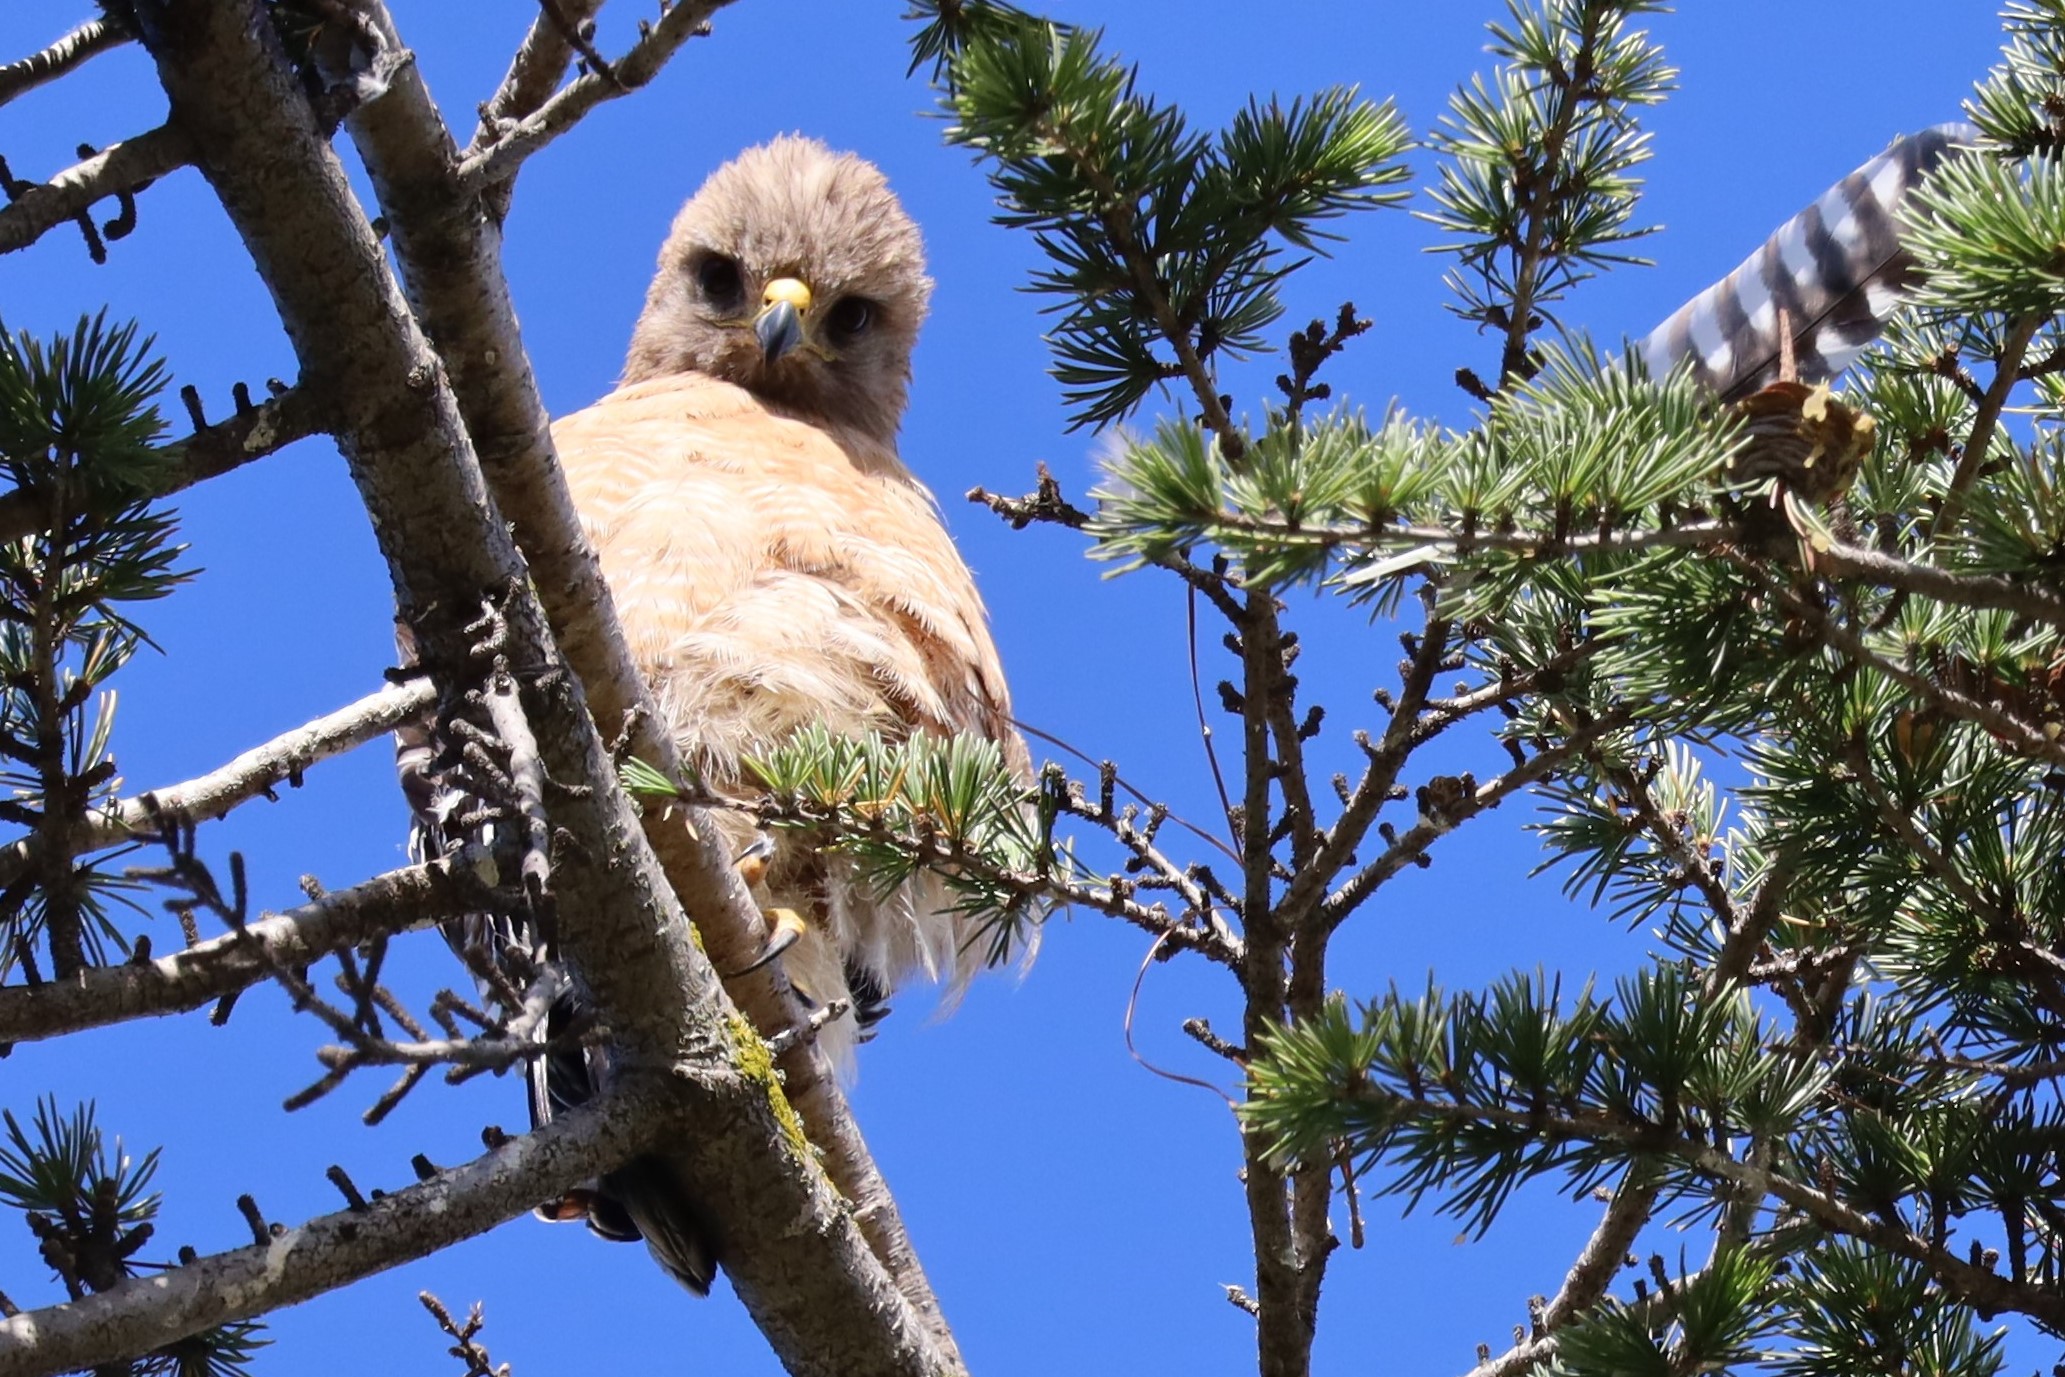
left=1638, top=122, right=1978, bottom=399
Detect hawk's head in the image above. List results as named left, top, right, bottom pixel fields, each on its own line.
left=624, top=137, right=933, bottom=447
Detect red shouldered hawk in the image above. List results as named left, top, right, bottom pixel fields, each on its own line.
left=583, top=135, right=1028, bottom=1045
left=424, top=137, right=1029, bottom=1294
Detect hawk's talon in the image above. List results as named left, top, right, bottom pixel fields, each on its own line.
left=726, top=905, right=807, bottom=977
left=733, top=835, right=774, bottom=889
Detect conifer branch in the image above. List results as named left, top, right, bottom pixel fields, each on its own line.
left=0, top=1082, right=676, bottom=1377
left=1755, top=569, right=2065, bottom=768
left=1316, top=1087, right=2065, bottom=1331
left=0, top=678, right=436, bottom=892
left=1494, top=5, right=1615, bottom=387
left=0, top=384, right=326, bottom=543
left=0, top=853, right=493, bottom=1045
left=1814, top=539, right=2065, bottom=626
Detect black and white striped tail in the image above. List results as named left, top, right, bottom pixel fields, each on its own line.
left=1639, top=122, right=1979, bottom=401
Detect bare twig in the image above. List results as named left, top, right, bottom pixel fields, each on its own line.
left=0, top=125, right=191, bottom=257
left=1538, top=1169, right=1658, bottom=1332
left=1932, top=312, right=2042, bottom=538
left=0, top=853, right=494, bottom=1044
left=0, top=678, right=437, bottom=891
left=1317, top=711, right=1633, bottom=933
left=420, top=1292, right=510, bottom=1377
left=455, top=2, right=737, bottom=195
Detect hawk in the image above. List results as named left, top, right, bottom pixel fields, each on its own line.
left=576, top=135, right=1028, bottom=1038
left=421, top=137, right=1029, bottom=1294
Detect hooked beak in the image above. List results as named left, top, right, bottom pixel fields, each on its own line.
left=754, top=277, right=812, bottom=362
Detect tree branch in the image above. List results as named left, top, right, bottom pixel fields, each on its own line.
left=1317, top=710, right=1630, bottom=933
left=0, top=678, right=436, bottom=891
left=1540, top=1166, right=1658, bottom=1330
left=469, top=0, right=603, bottom=148
left=0, top=125, right=191, bottom=256
left=0, top=15, right=133, bottom=113
left=339, top=4, right=965, bottom=1357
left=1932, top=311, right=2042, bottom=538
left=134, top=5, right=959, bottom=1371
left=1368, top=1088, right=2065, bottom=1333
left=1756, top=569, right=2065, bottom=769
left=0, top=853, right=492, bottom=1045
left=0, top=384, right=328, bottom=543
left=0, top=1080, right=675, bottom=1377
left=454, top=1, right=736, bottom=197
left=1814, top=540, right=2065, bottom=628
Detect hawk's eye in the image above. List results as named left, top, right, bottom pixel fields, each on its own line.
left=826, top=296, right=875, bottom=339
left=693, top=255, right=744, bottom=311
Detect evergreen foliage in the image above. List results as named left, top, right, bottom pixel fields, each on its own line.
left=0, top=1097, right=266, bottom=1374
left=10, top=0, right=2065, bottom=1372
left=900, top=2, right=2065, bottom=1373
left=0, top=312, right=187, bottom=983
left=0, top=319, right=255, bottom=1373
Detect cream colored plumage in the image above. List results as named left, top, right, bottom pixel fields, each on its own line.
left=555, top=370, right=1024, bottom=1047
left=414, top=136, right=1027, bottom=1294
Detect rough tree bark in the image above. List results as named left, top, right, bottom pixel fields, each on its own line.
left=0, top=2, right=971, bottom=1374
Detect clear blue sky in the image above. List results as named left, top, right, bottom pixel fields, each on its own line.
left=0, top=3, right=2010, bottom=1374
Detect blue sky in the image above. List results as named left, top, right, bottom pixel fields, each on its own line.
left=0, top=3, right=2014, bottom=1374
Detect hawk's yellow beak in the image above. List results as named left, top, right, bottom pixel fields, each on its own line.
left=755, top=277, right=812, bottom=362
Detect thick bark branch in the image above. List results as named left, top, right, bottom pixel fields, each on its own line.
left=128, top=6, right=954, bottom=1373
left=0, top=1081, right=672, bottom=1377
left=0, top=855, right=488, bottom=1045
left=0, top=678, right=436, bottom=891
left=340, top=8, right=963, bottom=1360
left=0, top=125, right=191, bottom=256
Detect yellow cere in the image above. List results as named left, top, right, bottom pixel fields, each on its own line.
left=760, top=276, right=813, bottom=312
